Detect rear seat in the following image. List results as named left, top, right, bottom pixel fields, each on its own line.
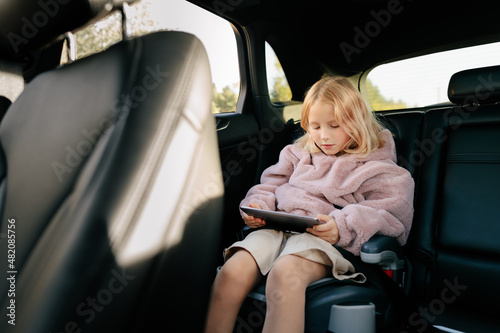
left=378, top=110, right=424, bottom=179
left=406, top=65, right=500, bottom=332
left=236, top=108, right=426, bottom=333
left=239, top=67, right=500, bottom=332
left=349, top=66, right=500, bottom=332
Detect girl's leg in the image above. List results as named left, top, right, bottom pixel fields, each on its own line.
left=262, top=254, right=330, bottom=333
left=204, top=249, right=262, bottom=333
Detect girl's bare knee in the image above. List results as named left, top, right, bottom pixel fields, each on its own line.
left=267, top=256, right=307, bottom=293
left=217, top=249, right=260, bottom=289
left=267, top=255, right=329, bottom=293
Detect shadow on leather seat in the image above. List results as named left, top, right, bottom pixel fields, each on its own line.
left=0, top=1, right=223, bottom=332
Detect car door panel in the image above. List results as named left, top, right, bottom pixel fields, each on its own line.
left=215, top=112, right=261, bottom=252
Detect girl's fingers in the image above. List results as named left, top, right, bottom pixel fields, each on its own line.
left=249, top=203, right=262, bottom=209
left=308, top=214, right=339, bottom=244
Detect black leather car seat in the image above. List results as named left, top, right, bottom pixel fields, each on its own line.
left=408, top=65, right=500, bottom=332
left=0, top=1, right=223, bottom=332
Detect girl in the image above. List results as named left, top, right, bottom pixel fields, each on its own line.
left=204, top=76, right=414, bottom=333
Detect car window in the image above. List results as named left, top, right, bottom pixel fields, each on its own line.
left=0, top=61, right=24, bottom=103
left=366, top=41, right=500, bottom=111
left=73, top=11, right=122, bottom=60
left=70, top=0, right=240, bottom=114
left=265, top=42, right=292, bottom=103
left=265, top=42, right=302, bottom=122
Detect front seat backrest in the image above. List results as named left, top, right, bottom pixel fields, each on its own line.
left=0, top=15, right=222, bottom=333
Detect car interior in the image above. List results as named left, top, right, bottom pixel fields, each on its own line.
left=0, top=0, right=499, bottom=332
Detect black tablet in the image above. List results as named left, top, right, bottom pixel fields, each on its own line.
left=240, top=206, right=323, bottom=233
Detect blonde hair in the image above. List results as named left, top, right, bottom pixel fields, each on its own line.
left=295, top=76, right=385, bottom=156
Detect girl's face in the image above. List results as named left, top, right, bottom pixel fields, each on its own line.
left=308, top=102, right=351, bottom=156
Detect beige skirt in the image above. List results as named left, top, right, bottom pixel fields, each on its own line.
left=224, top=229, right=366, bottom=283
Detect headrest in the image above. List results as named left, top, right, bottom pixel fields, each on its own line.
left=448, top=65, right=500, bottom=105
left=0, top=0, right=133, bottom=59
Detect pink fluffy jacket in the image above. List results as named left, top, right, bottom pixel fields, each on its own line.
left=240, top=130, right=415, bottom=255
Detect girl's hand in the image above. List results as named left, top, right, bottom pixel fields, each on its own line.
left=306, top=214, right=339, bottom=244
left=242, top=203, right=266, bottom=228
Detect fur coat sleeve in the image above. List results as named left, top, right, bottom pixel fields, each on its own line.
left=239, top=146, right=297, bottom=211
